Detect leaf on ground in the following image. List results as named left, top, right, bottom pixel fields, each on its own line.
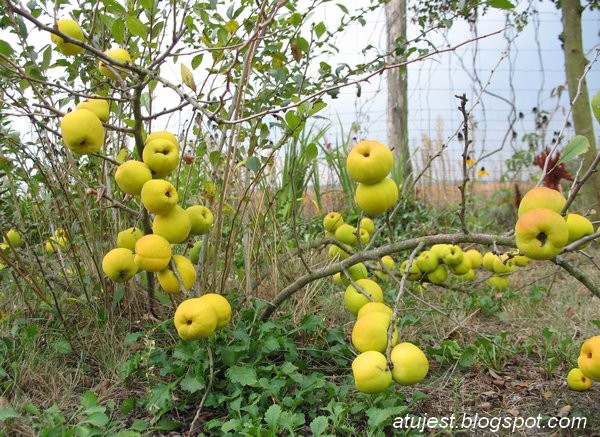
left=226, top=365, right=258, bottom=386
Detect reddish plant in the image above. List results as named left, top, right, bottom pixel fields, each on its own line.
left=532, top=146, right=573, bottom=191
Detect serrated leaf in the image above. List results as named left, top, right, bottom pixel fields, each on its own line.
left=180, top=374, right=204, bottom=393
left=0, top=407, right=20, bottom=421
left=367, top=406, right=405, bottom=428
left=487, top=0, right=515, bottom=9
left=80, top=390, right=99, bottom=410
left=310, top=416, right=328, bottom=436
left=53, top=339, right=72, bottom=354
left=264, top=404, right=282, bottom=429
left=126, top=15, right=148, bottom=38
left=124, top=331, right=144, bottom=346
left=225, top=365, right=257, bottom=386
left=83, top=411, right=110, bottom=427
left=180, top=64, right=196, bottom=92
left=557, top=135, right=589, bottom=165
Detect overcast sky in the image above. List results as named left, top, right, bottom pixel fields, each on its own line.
left=312, top=1, right=600, bottom=182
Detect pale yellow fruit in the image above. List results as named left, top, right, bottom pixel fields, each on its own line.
left=517, top=187, right=566, bottom=218
left=3, top=229, right=23, bottom=248
left=355, top=178, right=399, bottom=216
left=352, top=351, right=392, bottom=394
left=140, top=179, right=178, bottom=215
left=44, top=236, right=68, bottom=253
left=173, top=298, right=218, bottom=341
left=513, top=254, right=530, bottom=267
left=464, top=249, right=483, bottom=269
left=346, top=140, right=394, bottom=184
left=340, top=262, right=368, bottom=286
left=357, top=302, right=393, bottom=319
left=102, top=248, right=138, bottom=282
left=142, top=138, right=180, bottom=178
left=114, top=160, right=152, bottom=196
left=566, top=368, right=592, bottom=391
left=145, top=131, right=179, bottom=150
left=157, top=255, right=196, bottom=293
left=399, top=260, right=422, bottom=281
left=50, top=18, right=84, bottom=56
left=98, top=47, right=132, bottom=80
left=187, top=205, right=214, bottom=235
left=133, top=234, right=172, bottom=272
left=198, top=293, right=232, bottom=329
left=486, top=275, right=510, bottom=290
left=482, top=251, right=499, bottom=272
left=332, top=272, right=343, bottom=285
left=60, top=109, right=105, bottom=154
left=334, top=224, right=358, bottom=246
left=323, top=212, right=344, bottom=232
left=328, top=245, right=350, bottom=260
left=152, top=205, right=191, bottom=244
left=578, top=335, right=600, bottom=381
left=351, top=312, right=398, bottom=353
left=76, top=98, right=110, bottom=122
left=116, top=227, right=144, bottom=251
left=565, top=213, right=594, bottom=248
left=359, top=217, right=375, bottom=234
left=390, top=342, right=429, bottom=385
left=344, top=278, right=384, bottom=316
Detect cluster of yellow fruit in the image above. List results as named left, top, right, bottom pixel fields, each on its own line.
left=102, top=131, right=214, bottom=294
left=346, top=140, right=399, bottom=216
left=322, top=213, right=429, bottom=394
left=346, top=280, right=429, bottom=393
left=566, top=335, right=600, bottom=391
left=44, top=227, right=69, bottom=254
left=514, top=187, right=595, bottom=260
left=173, top=294, right=232, bottom=341
left=402, top=244, right=528, bottom=290
left=50, top=18, right=132, bottom=81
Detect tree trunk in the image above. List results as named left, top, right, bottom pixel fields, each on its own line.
left=386, top=0, right=413, bottom=191
left=560, top=0, right=599, bottom=217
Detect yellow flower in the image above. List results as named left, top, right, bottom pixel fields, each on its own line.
left=478, top=166, right=489, bottom=177
left=465, top=155, right=475, bottom=166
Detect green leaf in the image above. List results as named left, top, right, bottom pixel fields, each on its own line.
left=309, top=416, right=328, bottom=436
left=126, top=15, right=148, bottom=38
left=112, top=20, right=125, bottom=45
left=53, top=339, right=72, bottom=354
left=557, top=135, right=590, bottom=165
left=486, top=0, right=515, bottom=9
left=264, top=404, right=282, bottom=429
left=226, top=365, right=258, bottom=386
left=224, top=19, right=239, bottom=34
left=367, top=406, right=406, bottom=428
left=0, top=407, right=20, bottom=421
left=314, top=22, right=326, bottom=39
left=308, top=101, right=327, bottom=117
left=245, top=156, right=261, bottom=172
left=180, top=374, right=204, bottom=393
left=0, top=40, right=15, bottom=56
left=124, top=331, right=144, bottom=346
left=83, top=411, right=110, bottom=427
left=304, top=143, right=318, bottom=161
left=80, top=390, right=99, bottom=410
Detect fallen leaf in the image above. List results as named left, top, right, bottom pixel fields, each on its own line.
left=557, top=405, right=572, bottom=417
left=507, top=408, right=519, bottom=416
